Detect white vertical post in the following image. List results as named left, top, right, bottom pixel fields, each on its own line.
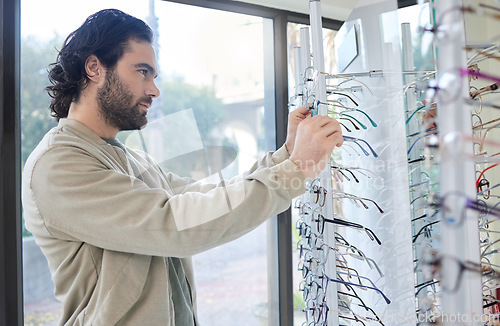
left=402, top=21, right=427, bottom=296
left=293, top=47, right=304, bottom=109
left=293, top=47, right=303, bottom=92
left=309, top=1, right=339, bottom=326
left=300, top=27, right=312, bottom=77
left=299, top=27, right=312, bottom=109
left=401, top=23, right=417, bottom=120
left=309, top=1, right=327, bottom=115
left=434, top=0, right=482, bottom=323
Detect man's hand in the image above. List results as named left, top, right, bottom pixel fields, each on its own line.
left=289, top=114, right=343, bottom=180
left=285, top=104, right=313, bottom=155
left=421, top=100, right=437, bottom=133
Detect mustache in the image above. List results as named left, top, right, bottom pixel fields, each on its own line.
left=136, top=97, right=153, bottom=106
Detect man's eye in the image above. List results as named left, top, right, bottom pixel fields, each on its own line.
left=139, top=69, right=148, bottom=76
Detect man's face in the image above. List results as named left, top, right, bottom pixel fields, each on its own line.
left=97, top=40, right=159, bottom=131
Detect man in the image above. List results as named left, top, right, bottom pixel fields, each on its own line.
left=22, top=9, right=343, bottom=326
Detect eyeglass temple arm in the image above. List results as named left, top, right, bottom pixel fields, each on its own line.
left=323, top=99, right=355, bottom=111
left=332, top=189, right=383, bottom=212
left=338, top=122, right=352, bottom=132
left=340, top=143, right=362, bottom=157
left=335, top=169, right=352, bottom=182
left=342, top=137, right=370, bottom=156
left=343, top=136, right=379, bottom=157
left=327, top=216, right=382, bottom=244
left=328, top=90, right=359, bottom=106
left=407, top=131, right=438, bottom=156
left=405, top=104, right=427, bottom=125
left=333, top=195, right=370, bottom=209
left=340, top=220, right=377, bottom=244
left=338, top=108, right=377, bottom=127
left=341, top=168, right=360, bottom=182
left=341, top=113, right=368, bottom=129
left=413, top=220, right=440, bottom=243
left=407, top=126, right=437, bottom=138
left=360, top=197, right=385, bottom=214
left=336, top=265, right=363, bottom=285
left=354, top=138, right=379, bottom=158
left=334, top=164, right=383, bottom=181
left=339, top=117, right=361, bottom=130
left=335, top=271, right=391, bottom=304
left=466, top=197, right=500, bottom=218
left=415, top=280, right=439, bottom=297
left=337, top=289, right=386, bottom=326
left=363, top=256, right=384, bottom=277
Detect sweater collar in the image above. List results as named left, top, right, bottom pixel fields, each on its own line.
left=58, top=118, right=111, bottom=146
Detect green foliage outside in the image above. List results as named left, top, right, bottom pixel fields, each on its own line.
left=20, top=35, right=60, bottom=169
left=159, top=78, right=224, bottom=143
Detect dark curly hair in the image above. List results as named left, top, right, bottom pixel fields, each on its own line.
left=46, top=9, right=153, bottom=120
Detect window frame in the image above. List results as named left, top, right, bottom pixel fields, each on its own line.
left=1, top=0, right=23, bottom=325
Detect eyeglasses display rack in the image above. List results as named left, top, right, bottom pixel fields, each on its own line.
left=407, top=0, right=500, bottom=324
left=401, top=8, right=443, bottom=323
left=310, top=1, right=340, bottom=325
left=465, top=0, right=500, bottom=322
left=294, top=0, right=500, bottom=325
left=435, top=0, right=483, bottom=321
left=294, top=0, right=415, bottom=325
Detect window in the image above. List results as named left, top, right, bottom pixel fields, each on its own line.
left=146, top=3, right=276, bottom=325
left=21, top=1, right=276, bottom=325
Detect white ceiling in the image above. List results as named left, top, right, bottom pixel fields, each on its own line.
left=233, top=0, right=360, bottom=21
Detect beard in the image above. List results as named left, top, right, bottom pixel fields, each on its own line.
left=97, top=69, right=152, bottom=131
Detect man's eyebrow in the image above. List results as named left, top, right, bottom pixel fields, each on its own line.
left=134, top=63, right=158, bottom=78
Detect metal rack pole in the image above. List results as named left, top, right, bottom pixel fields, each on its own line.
left=309, top=1, right=339, bottom=325
left=434, top=0, right=482, bottom=323
left=300, top=27, right=311, bottom=81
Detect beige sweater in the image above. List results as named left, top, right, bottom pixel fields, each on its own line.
left=22, top=118, right=305, bottom=325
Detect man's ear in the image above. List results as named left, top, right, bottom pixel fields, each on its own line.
left=85, top=55, right=105, bottom=84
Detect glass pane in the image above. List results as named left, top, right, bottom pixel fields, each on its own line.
left=21, top=1, right=275, bottom=325
left=147, top=3, right=275, bottom=325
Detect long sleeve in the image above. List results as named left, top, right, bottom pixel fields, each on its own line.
left=24, top=134, right=305, bottom=258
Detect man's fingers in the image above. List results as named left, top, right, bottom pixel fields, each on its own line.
left=298, top=115, right=343, bottom=147
left=301, top=114, right=338, bottom=129
left=328, top=129, right=344, bottom=147
left=321, top=123, right=343, bottom=147
left=291, top=103, right=313, bottom=118
left=290, top=113, right=344, bottom=179
left=314, top=117, right=343, bottom=147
